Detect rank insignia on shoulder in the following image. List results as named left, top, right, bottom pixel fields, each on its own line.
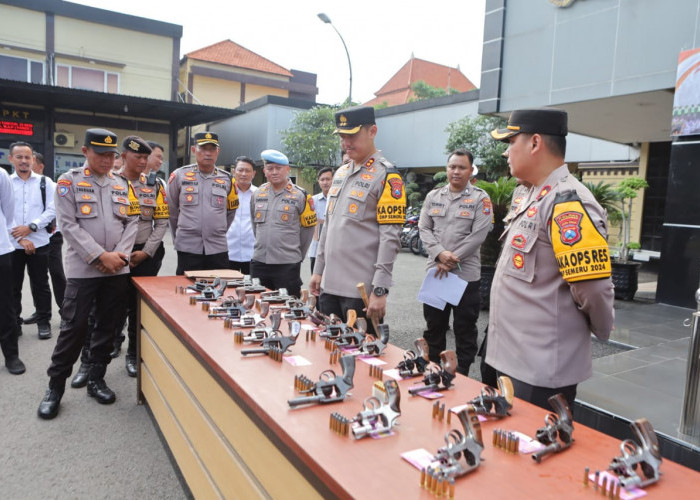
left=168, top=172, right=176, bottom=183
left=536, top=185, right=551, bottom=201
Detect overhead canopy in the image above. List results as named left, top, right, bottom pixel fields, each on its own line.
left=0, top=78, right=240, bottom=127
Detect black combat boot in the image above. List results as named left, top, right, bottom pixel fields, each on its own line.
left=86, top=363, right=116, bottom=404
left=38, top=379, right=65, bottom=420
left=70, top=363, right=89, bottom=388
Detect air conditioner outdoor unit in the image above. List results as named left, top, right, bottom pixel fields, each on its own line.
left=53, top=133, right=75, bottom=147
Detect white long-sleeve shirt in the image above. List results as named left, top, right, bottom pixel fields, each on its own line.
left=10, top=171, right=55, bottom=249
left=0, top=169, right=15, bottom=256
left=227, top=184, right=257, bottom=262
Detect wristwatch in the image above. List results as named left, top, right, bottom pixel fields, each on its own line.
left=373, top=287, right=389, bottom=297
left=28, top=223, right=38, bottom=232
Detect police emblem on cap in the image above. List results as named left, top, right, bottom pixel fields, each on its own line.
left=129, top=140, right=139, bottom=151
left=105, top=136, right=113, bottom=144
left=205, top=133, right=212, bottom=139
left=339, top=115, right=347, bottom=125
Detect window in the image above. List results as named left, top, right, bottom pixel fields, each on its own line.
left=0, top=54, right=44, bottom=84
left=56, top=64, right=120, bottom=93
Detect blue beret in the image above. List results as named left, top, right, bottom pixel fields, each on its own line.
left=261, top=149, right=289, bottom=166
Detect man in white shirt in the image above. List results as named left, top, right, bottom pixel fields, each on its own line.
left=226, top=156, right=257, bottom=275
left=0, top=167, right=25, bottom=374
left=307, top=166, right=333, bottom=274
left=8, top=142, right=55, bottom=340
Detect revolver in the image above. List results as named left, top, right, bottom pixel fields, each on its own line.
left=468, top=376, right=514, bottom=419
left=241, top=320, right=300, bottom=358
left=396, top=338, right=430, bottom=378
left=348, top=379, right=401, bottom=439
left=532, top=393, right=574, bottom=463
left=189, top=277, right=227, bottom=303
left=356, top=323, right=389, bottom=356
left=608, top=418, right=662, bottom=489
left=430, top=405, right=484, bottom=480
left=234, top=312, right=282, bottom=343
left=288, top=355, right=355, bottom=408
left=319, top=310, right=358, bottom=341
left=408, top=350, right=457, bottom=395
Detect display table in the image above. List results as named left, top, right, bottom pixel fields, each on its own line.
left=134, top=276, right=700, bottom=499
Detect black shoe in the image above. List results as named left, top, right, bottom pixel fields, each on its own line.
left=87, top=379, right=116, bottom=404
left=110, top=344, right=121, bottom=358
left=23, top=312, right=39, bottom=324
left=5, top=357, right=26, bottom=375
left=70, top=364, right=89, bottom=388
left=125, top=354, right=137, bottom=377
left=38, top=388, right=63, bottom=419
left=38, top=323, right=52, bottom=340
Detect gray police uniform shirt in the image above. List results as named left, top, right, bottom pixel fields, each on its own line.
left=419, top=183, right=493, bottom=282
left=129, top=172, right=169, bottom=256
left=486, top=164, right=615, bottom=388
left=167, top=164, right=237, bottom=255
left=55, top=165, right=139, bottom=279
left=251, top=180, right=316, bottom=265
left=314, top=151, right=405, bottom=298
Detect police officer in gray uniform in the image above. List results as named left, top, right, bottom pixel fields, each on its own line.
left=487, top=109, right=614, bottom=410
left=250, top=149, right=316, bottom=297
left=118, top=136, right=168, bottom=376
left=419, top=149, right=493, bottom=376
left=309, top=106, right=406, bottom=332
left=38, top=128, right=139, bottom=419
left=168, top=132, right=238, bottom=275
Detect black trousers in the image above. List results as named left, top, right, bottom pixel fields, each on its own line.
left=229, top=260, right=251, bottom=276
left=176, top=251, right=228, bottom=276
left=48, top=232, right=67, bottom=311
left=151, top=241, right=166, bottom=276
left=423, top=279, right=481, bottom=377
left=495, top=370, right=577, bottom=413
left=318, top=293, right=378, bottom=336
left=250, top=261, right=302, bottom=298
left=0, top=252, right=19, bottom=361
left=309, top=257, right=316, bottom=276
left=47, top=275, right=128, bottom=387
left=119, top=243, right=165, bottom=355
left=12, top=246, right=52, bottom=327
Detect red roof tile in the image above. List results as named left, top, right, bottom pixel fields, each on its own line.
left=365, top=57, right=476, bottom=106
left=185, top=40, right=293, bottom=78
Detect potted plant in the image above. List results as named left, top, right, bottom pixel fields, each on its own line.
left=610, top=177, right=649, bottom=300
left=475, top=176, right=518, bottom=309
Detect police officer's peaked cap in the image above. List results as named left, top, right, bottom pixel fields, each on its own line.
left=85, top=128, right=119, bottom=153
left=194, top=131, right=219, bottom=147
left=122, top=135, right=152, bottom=155
left=334, top=106, right=376, bottom=135
left=261, top=149, right=289, bottom=166
left=490, top=108, right=568, bottom=142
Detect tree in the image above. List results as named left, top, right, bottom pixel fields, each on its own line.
left=409, top=80, right=449, bottom=101
left=445, top=115, right=509, bottom=179
left=613, top=177, right=649, bottom=263
left=281, top=105, right=341, bottom=185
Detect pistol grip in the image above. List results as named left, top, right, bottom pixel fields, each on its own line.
left=440, top=350, right=458, bottom=376
left=497, top=376, right=514, bottom=405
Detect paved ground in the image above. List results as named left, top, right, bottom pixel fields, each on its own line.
left=0, top=235, right=683, bottom=497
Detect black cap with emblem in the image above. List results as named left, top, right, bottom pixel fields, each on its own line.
left=122, top=135, right=152, bottom=154
left=334, top=106, right=376, bottom=135
left=490, top=108, right=568, bottom=142
left=84, top=128, right=119, bottom=153
left=194, top=131, right=219, bottom=147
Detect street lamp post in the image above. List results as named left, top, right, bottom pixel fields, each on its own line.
left=317, top=12, right=353, bottom=104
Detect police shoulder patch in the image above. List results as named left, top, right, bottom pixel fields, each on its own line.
left=550, top=191, right=611, bottom=282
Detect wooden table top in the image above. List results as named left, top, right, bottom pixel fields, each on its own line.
left=135, top=276, right=700, bottom=499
